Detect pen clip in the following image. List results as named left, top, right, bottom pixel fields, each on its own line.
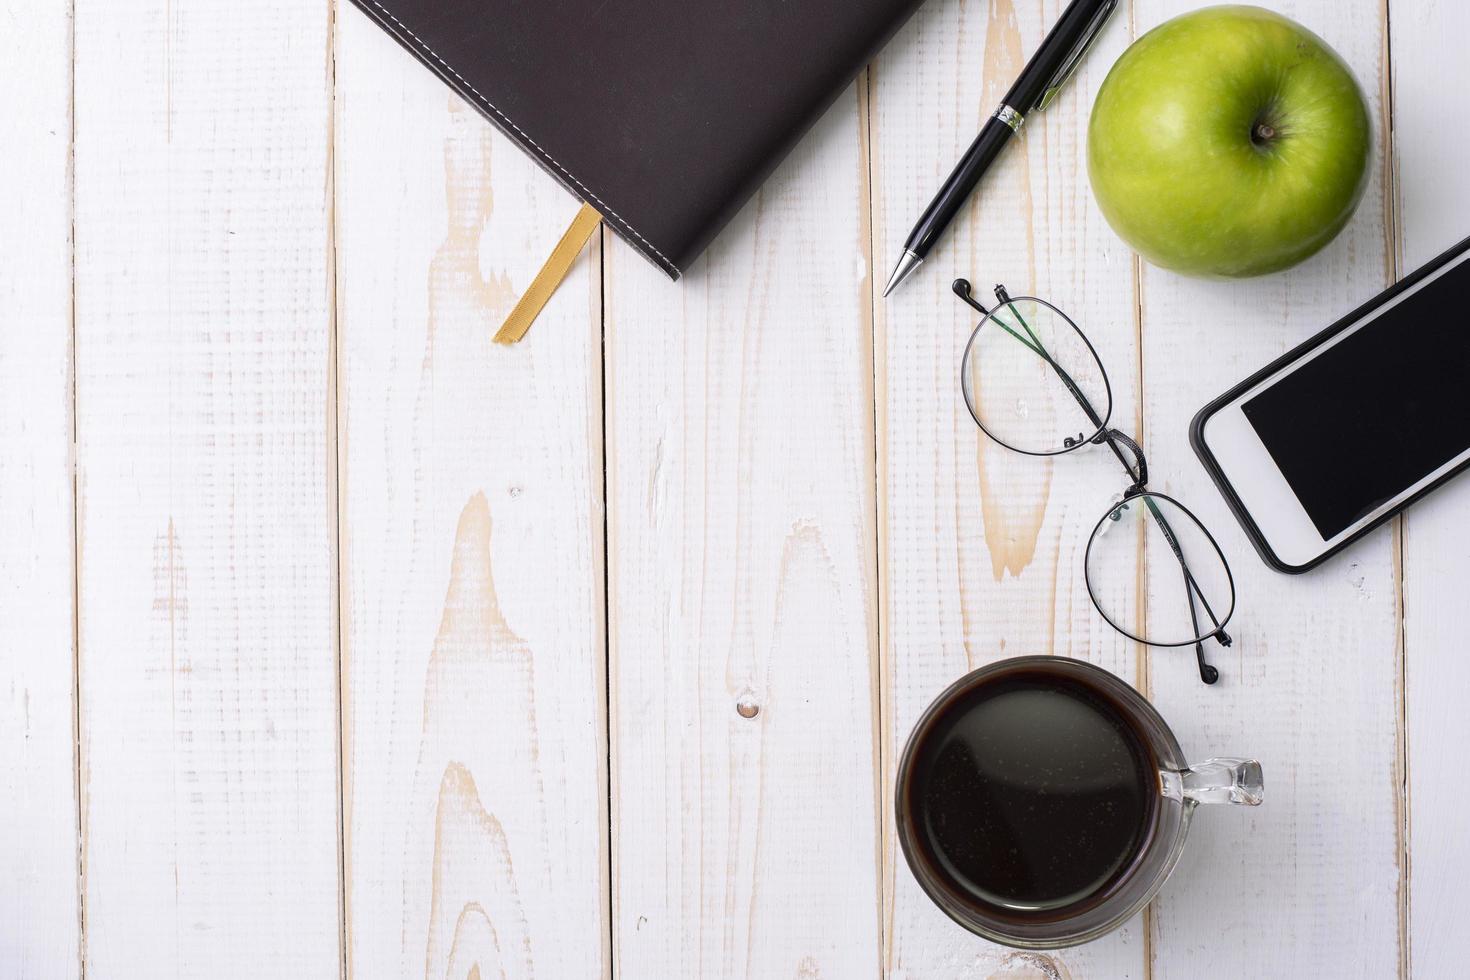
left=1035, top=0, right=1118, bottom=112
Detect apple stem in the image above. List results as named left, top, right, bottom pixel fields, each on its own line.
left=1252, top=122, right=1277, bottom=145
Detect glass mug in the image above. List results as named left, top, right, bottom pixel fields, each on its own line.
left=895, top=656, right=1262, bottom=949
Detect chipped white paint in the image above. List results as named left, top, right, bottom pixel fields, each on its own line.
left=334, top=9, right=609, bottom=979
left=1136, top=2, right=1401, bottom=977
left=606, top=76, right=883, bottom=980
left=1391, top=1, right=1470, bottom=977
left=873, top=1, right=1146, bottom=975
left=71, top=0, right=340, bottom=975
left=0, top=1, right=79, bottom=976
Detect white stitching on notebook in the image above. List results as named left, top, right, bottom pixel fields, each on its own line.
left=361, top=0, right=679, bottom=275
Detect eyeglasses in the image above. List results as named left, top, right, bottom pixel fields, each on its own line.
left=954, top=279, right=1236, bottom=685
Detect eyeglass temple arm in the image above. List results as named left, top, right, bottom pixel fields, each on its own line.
left=1138, top=492, right=1228, bottom=635
left=1184, top=580, right=1221, bottom=685
left=1138, top=493, right=1226, bottom=685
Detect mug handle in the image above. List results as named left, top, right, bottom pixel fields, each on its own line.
left=1161, top=758, right=1264, bottom=807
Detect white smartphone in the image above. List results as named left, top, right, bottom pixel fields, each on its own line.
left=1192, top=235, right=1470, bottom=573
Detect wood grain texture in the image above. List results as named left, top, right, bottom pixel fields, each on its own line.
left=605, top=80, right=882, bottom=979
left=1389, top=2, right=1470, bottom=976
left=13, top=0, right=1458, bottom=974
left=872, top=1, right=1146, bottom=975
left=72, top=1, right=341, bottom=975
left=334, top=9, right=609, bottom=979
left=0, top=1, right=80, bottom=976
left=1134, top=2, right=1401, bottom=976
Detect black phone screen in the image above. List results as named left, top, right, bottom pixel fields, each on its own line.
left=1241, top=256, right=1470, bottom=539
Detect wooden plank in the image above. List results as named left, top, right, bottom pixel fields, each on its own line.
left=334, top=9, right=609, bottom=979
left=1133, top=1, right=1401, bottom=976
left=605, top=80, right=882, bottom=977
left=0, top=1, right=81, bottom=976
left=72, top=1, right=340, bottom=974
left=1389, top=0, right=1470, bottom=975
left=872, top=0, right=1147, bottom=974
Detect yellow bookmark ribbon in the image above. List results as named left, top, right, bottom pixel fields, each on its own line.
left=493, top=202, right=603, bottom=344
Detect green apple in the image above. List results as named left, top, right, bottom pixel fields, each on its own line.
left=1087, top=5, right=1372, bottom=279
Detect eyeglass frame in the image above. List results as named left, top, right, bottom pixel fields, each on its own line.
left=953, top=278, right=1237, bottom=685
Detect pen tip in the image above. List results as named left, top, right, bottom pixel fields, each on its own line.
left=883, top=250, right=923, bottom=297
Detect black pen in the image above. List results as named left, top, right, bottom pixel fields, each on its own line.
left=883, top=0, right=1120, bottom=296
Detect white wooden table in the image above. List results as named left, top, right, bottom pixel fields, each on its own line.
left=4, top=0, right=1467, bottom=976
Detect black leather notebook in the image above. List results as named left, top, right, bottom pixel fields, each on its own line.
left=348, top=0, right=926, bottom=279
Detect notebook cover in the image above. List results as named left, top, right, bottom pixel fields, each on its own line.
left=348, top=0, right=925, bottom=279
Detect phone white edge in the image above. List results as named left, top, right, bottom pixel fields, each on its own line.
left=1198, top=246, right=1470, bottom=569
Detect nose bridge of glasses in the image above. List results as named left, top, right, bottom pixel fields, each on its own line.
left=1101, top=428, right=1148, bottom=491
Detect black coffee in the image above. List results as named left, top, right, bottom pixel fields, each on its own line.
left=905, top=667, right=1157, bottom=916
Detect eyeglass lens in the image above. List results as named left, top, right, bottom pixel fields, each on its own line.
left=961, top=296, right=1111, bottom=456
